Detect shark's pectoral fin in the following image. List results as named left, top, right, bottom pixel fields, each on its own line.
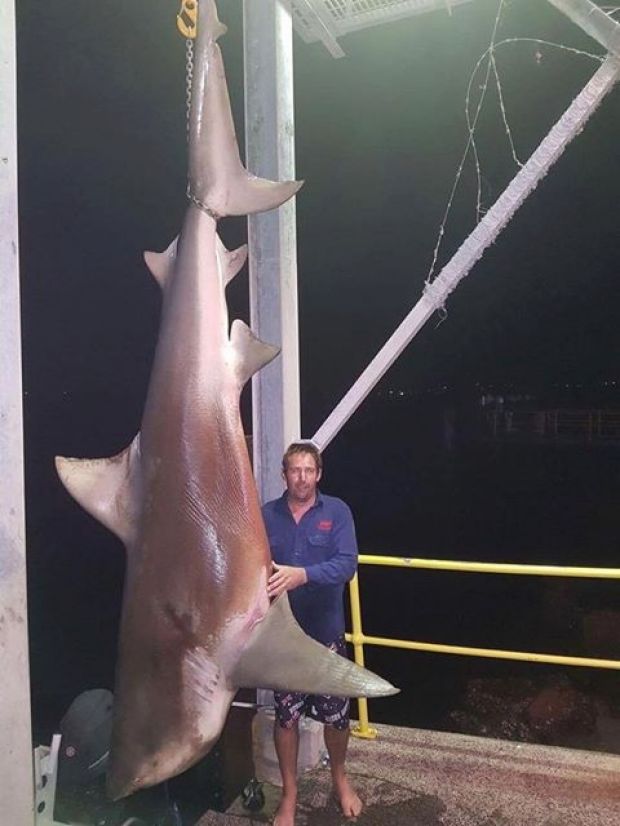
left=232, top=594, right=399, bottom=699
left=55, top=435, right=141, bottom=546
left=216, top=235, right=248, bottom=285
left=144, top=237, right=179, bottom=288
left=230, top=319, right=280, bottom=388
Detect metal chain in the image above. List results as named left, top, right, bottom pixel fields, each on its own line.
left=185, top=37, right=194, bottom=142
left=183, top=26, right=215, bottom=216
left=185, top=36, right=200, bottom=209
left=186, top=186, right=218, bottom=218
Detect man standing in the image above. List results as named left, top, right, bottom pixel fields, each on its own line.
left=262, top=442, right=362, bottom=826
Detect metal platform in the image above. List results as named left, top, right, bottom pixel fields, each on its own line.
left=290, top=0, right=476, bottom=56
left=197, top=722, right=620, bottom=825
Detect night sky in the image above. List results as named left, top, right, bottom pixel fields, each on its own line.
left=15, top=0, right=619, bottom=732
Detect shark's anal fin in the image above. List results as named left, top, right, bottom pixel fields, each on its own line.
left=232, top=594, right=399, bottom=698
left=216, top=236, right=247, bottom=286
left=230, top=319, right=279, bottom=388
left=144, top=237, right=179, bottom=289
left=55, top=435, right=141, bottom=546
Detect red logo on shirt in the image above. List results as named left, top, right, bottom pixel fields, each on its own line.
left=318, top=520, right=332, bottom=531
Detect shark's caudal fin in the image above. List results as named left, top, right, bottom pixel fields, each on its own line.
left=214, top=175, right=303, bottom=221
left=188, top=1, right=303, bottom=219
left=230, top=319, right=280, bottom=388
left=232, top=594, right=399, bottom=698
left=202, top=0, right=227, bottom=40
left=55, top=436, right=141, bottom=546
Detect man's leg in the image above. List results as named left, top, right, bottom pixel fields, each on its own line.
left=324, top=724, right=362, bottom=819
left=273, top=720, right=299, bottom=826
left=273, top=691, right=307, bottom=825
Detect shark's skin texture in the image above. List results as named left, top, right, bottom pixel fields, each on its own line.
left=56, top=0, right=397, bottom=801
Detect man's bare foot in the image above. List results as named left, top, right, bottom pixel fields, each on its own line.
left=334, top=776, right=363, bottom=819
left=273, top=792, right=297, bottom=826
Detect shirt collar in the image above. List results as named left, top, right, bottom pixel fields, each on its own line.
left=277, top=489, right=324, bottom=512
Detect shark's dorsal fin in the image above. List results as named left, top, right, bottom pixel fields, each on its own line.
left=144, top=237, right=178, bottom=289
left=216, top=236, right=248, bottom=286
left=230, top=319, right=279, bottom=388
left=55, top=436, right=141, bottom=546
left=232, top=594, right=399, bottom=698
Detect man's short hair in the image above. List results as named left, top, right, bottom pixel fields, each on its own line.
left=282, top=441, right=323, bottom=472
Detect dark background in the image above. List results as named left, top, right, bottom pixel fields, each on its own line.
left=16, top=0, right=620, bottom=745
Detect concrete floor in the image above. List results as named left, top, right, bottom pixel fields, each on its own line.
left=197, top=723, right=620, bottom=826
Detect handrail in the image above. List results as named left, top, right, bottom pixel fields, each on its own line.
left=347, top=555, right=620, bottom=739
left=357, top=553, right=620, bottom=578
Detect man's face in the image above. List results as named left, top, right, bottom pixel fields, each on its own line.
left=283, top=451, right=322, bottom=505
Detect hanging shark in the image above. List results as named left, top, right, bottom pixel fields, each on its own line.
left=55, top=0, right=397, bottom=801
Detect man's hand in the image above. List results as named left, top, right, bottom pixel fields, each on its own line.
left=267, top=563, right=308, bottom=598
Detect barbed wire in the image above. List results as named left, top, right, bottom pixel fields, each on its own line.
left=425, top=0, right=606, bottom=288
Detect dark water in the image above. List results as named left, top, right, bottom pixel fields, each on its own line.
left=322, top=394, right=620, bottom=747
left=26, top=393, right=620, bottom=752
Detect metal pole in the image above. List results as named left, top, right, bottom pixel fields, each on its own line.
left=0, top=1, right=35, bottom=823
left=312, top=55, right=620, bottom=451
left=243, top=0, right=301, bottom=718
left=243, top=0, right=301, bottom=505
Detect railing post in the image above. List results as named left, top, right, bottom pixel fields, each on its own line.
left=348, top=573, right=377, bottom=739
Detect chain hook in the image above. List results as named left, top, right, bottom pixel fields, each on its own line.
left=177, top=0, right=198, bottom=39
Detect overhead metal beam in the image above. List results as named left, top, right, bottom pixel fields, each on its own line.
left=0, top=1, right=35, bottom=823
left=290, top=0, right=477, bottom=54
left=290, top=0, right=346, bottom=57
left=547, top=0, right=620, bottom=56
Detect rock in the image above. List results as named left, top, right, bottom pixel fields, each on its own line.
left=526, top=683, right=596, bottom=741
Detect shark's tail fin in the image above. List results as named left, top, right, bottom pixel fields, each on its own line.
left=193, top=174, right=303, bottom=220
left=232, top=594, right=399, bottom=698
left=188, top=1, right=303, bottom=219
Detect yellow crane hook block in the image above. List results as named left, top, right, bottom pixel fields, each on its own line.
left=177, top=0, right=198, bottom=38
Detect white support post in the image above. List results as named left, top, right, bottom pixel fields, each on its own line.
left=312, top=54, right=620, bottom=450
left=244, top=0, right=301, bottom=503
left=0, top=1, right=35, bottom=824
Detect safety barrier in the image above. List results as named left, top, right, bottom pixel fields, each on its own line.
left=487, top=408, right=620, bottom=441
left=346, top=554, right=620, bottom=738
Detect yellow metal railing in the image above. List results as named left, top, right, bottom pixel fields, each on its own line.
left=346, top=554, right=620, bottom=739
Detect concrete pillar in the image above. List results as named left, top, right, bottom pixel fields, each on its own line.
left=0, top=1, right=35, bottom=823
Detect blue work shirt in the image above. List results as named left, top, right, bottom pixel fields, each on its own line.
left=261, top=491, right=358, bottom=645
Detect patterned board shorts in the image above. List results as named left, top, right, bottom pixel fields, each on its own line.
left=273, top=635, right=350, bottom=731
